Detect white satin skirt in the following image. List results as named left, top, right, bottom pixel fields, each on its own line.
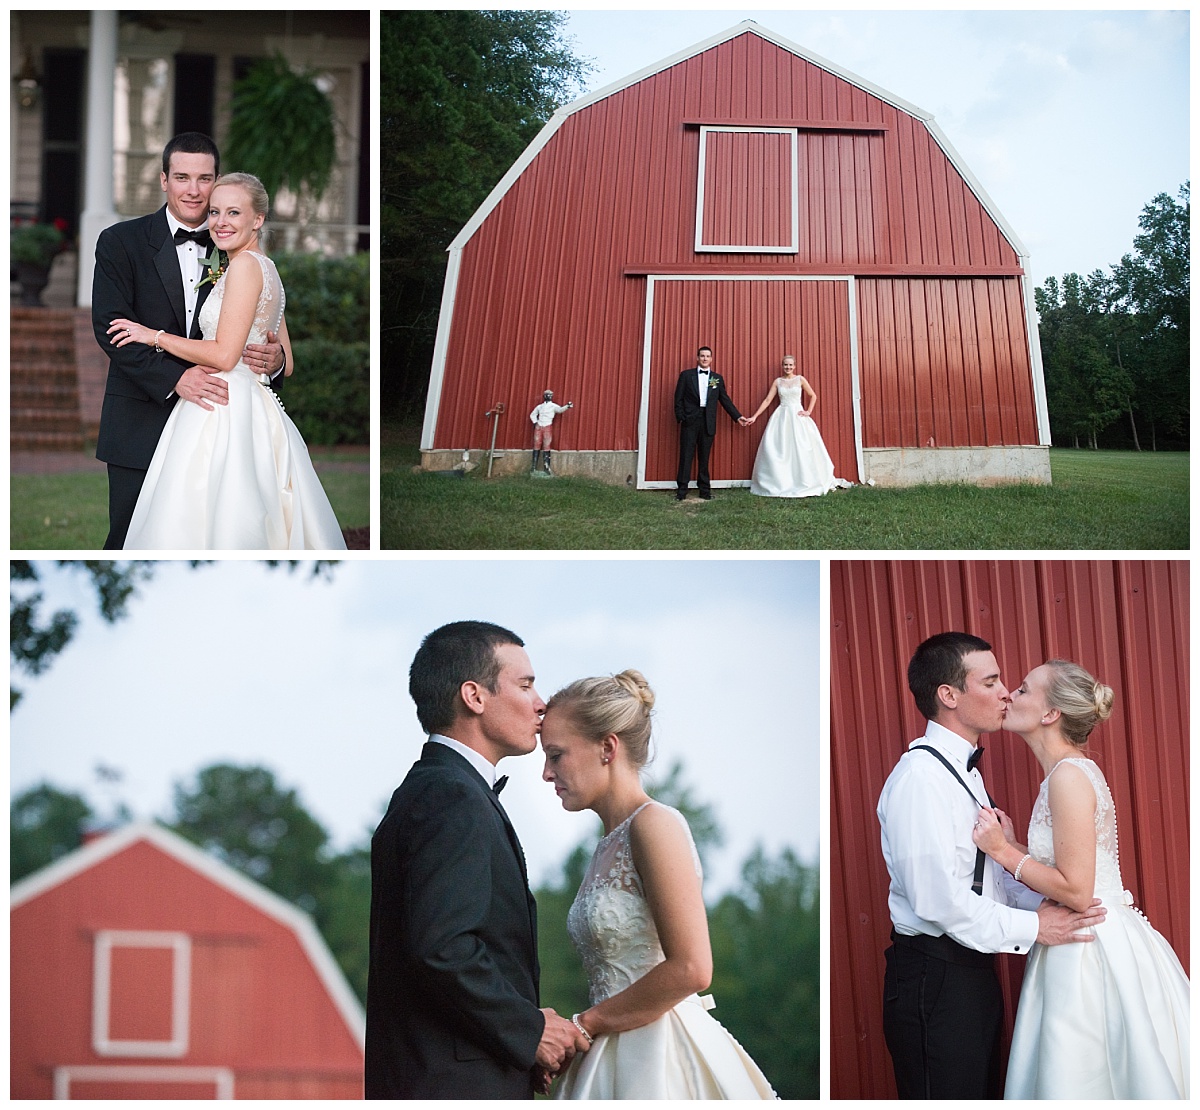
left=125, top=366, right=347, bottom=551
left=554, top=994, right=776, bottom=1100
left=1005, top=894, right=1189, bottom=1099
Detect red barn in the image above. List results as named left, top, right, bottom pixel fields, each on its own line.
left=421, top=20, right=1050, bottom=488
left=10, top=823, right=364, bottom=1099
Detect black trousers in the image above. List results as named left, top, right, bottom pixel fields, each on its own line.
left=104, top=462, right=148, bottom=550
left=676, top=416, right=715, bottom=495
left=882, top=935, right=1004, bottom=1099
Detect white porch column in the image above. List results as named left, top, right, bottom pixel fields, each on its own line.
left=76, top=10, right=118, bottom=308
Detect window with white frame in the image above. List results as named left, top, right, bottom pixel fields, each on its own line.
left=695, top=126, right=798, bottom=253
left=92, top=930, right=191, bottom=1058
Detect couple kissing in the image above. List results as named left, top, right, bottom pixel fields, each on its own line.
left=365, top=621, right=775, bottom=1099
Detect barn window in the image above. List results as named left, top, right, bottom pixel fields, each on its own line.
left=92, top=930, right=191, bottom=1057
left=695, top=126, right=798, bottom=253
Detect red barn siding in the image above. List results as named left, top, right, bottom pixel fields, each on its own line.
left=830, top=560, right=1189, bottom=1100
left=428, top=23, right=1039, bottom=467
left=11, top=828, right=363, bottom=1100
left=858, top=277, right=1036, bottom=447
left=641, top=276, right=857, bottom=484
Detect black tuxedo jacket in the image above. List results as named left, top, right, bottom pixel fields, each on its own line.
left=91, top=206, right=212, bottom=469
left=674, top=367, right=742, bottom=436
left=365, top=742, right=544, bottom=1099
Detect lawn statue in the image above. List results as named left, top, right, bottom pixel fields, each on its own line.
left=529, top=390, right=574, bottom=475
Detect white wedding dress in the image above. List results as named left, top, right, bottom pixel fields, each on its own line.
left=749, top=378, right=849, bottom=497
left=1005, top=758, right=1189, bottom=1099
left=124, top=250, right=347, bottom=550
left=554, top=801, right=776, bottom=1100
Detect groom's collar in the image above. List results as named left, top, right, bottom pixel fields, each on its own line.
left=164, top=206, right=208, bottom=236
left=912, top=720, right=978, bottom=768
left=429, top=733, right=499, bottom=788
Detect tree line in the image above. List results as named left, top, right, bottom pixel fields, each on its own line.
left=1037, top=184, right=1189, bottom=450
left=11, top=761, right=817, bottom=1099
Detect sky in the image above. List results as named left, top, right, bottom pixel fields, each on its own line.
left=10, top=558, right=820, bottom=897
left=559, top=9, right=1189, bottom=288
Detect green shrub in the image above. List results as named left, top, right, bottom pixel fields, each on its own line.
left=273, top=251, right=369, bottom=341
left=283, top=338, right=369, bottom=445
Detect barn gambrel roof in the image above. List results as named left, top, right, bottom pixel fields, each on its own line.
left=449, top=19, right=1029, bottom=261
left=11, top=821, right=365, bottom=1048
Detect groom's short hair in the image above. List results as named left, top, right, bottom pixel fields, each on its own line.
left=409, top=621, right=525, bottom=735
left=162, top=132, right=220, bottom=175
left=908, top=631, right=993, bottom=720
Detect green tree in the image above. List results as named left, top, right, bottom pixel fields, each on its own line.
left=10, top=782, right=93, bottom=883
left=169, top=763, right=337, bottom=917
left=380, top=10, right=591, bottom=416
left=708, top=848, right=820, bottom=1099
left=225, top=53, right=337, bottom=209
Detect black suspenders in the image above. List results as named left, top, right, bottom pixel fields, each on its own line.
left=911, top=745, right=994, bottom=897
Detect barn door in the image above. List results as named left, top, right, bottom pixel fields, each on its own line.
left=638, top=276, right=860, bottom=488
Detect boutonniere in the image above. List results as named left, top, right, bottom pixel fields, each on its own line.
left=707, top=373, right=722, bottom=390
left=195, top=245, right=228, bottom=290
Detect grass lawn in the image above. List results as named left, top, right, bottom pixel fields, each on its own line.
left=381, top=424, right=1188, bottom=550
left=11, top=452, right=369, bottom=550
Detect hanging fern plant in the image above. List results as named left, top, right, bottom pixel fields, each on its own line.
left=224, top=52, right=337, bottom=204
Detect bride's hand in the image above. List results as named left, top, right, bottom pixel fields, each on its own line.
left=995, top=807, right=1018, bottom=846
left=972, top=807, right=1008, bottom=854
left=107, top=318, right=157, bottom=348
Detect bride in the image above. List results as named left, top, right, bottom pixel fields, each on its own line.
left=538, top=670, right=775, bottom=1099
left=972, top=660, right=1189, bottom=1099
left=745, top=355, right=848, bottom=497
left=107, top=173, right=347, bottom=550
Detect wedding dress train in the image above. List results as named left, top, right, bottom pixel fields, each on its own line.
left=124, top=250, right=347, bottom=550
left=554, top=802, right=776, bottom=1099
left=1005, top=758, right=1189, bottom=1099
left=749, top=378, right=849, bottom=497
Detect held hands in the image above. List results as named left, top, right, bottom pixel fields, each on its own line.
left=1035, top=898, right=1106, bottom=945
left=243, top=329, right=285, bottom=376
left=535, top=1008, right=591, bottom=1075
left=738, top=415, right=753, bottom=427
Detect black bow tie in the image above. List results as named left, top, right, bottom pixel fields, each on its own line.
left=967, top=746, right=985, bottom=772
left=174, top=226, right=212, bottom=247
left=493, top=775, right=508, bottom=795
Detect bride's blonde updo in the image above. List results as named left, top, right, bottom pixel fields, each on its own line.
left=214, top=172, right=270, bottom=247
left=1044, top=659, right=1114, bottom=748
left=546, top=669, right=655, bottom=768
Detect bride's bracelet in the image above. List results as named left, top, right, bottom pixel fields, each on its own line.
left=571, top=1013, right=594, bottom=1045
left=1013, top=853, right=1032, bottom=883
left=154, top=329, right=165, bottom=352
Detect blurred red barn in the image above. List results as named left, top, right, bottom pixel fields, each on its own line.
left=422, top=20, right=1050, bottom=488
left=11, top=823, right=363, bottom=1099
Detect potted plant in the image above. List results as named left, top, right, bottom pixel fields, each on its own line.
left=11, top=218, right=66, bottom=306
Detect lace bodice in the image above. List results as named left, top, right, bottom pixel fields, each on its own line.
left=1026, top=758, right=1124, bottom=898
left=197, top=250, right=285, bottom=370
left=776, top=378, right=805, bottom=415
left=566, top=801, right=702, bottom=1005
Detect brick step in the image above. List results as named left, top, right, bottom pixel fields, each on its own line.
left=11, top=361, right=79, bottom=379
left=11, top=431, right=86, bottom=451
left=10, top=405, right=83, bottom=427
left=12, top=381, right=80, bottom=400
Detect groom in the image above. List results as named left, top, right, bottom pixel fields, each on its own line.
left=674, top=345, right=748, bottom=500
left=365, top=621, right=588, bottom=1098
left=876, top=631, right=1107, bottom=1099
left=91, top=131, right=285, bottom=549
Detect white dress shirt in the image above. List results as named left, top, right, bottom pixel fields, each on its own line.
left=429, top=733, right=499, bottom=789
left=696, top=367, right=710, bottom=407
left=877, top=720, right=1041, bottom=954
left=529, top=401, right=570, bottom=426
left=164, top=208, right=209, bottom=338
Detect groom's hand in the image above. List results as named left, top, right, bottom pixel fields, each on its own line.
left=243, top=331, right=284, bottom=376
left=1035, top=898, right=1106, bottom=945
left=535, top=1008, right=589, bottom=1071
left=175, top=365, right=229, bottom=411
